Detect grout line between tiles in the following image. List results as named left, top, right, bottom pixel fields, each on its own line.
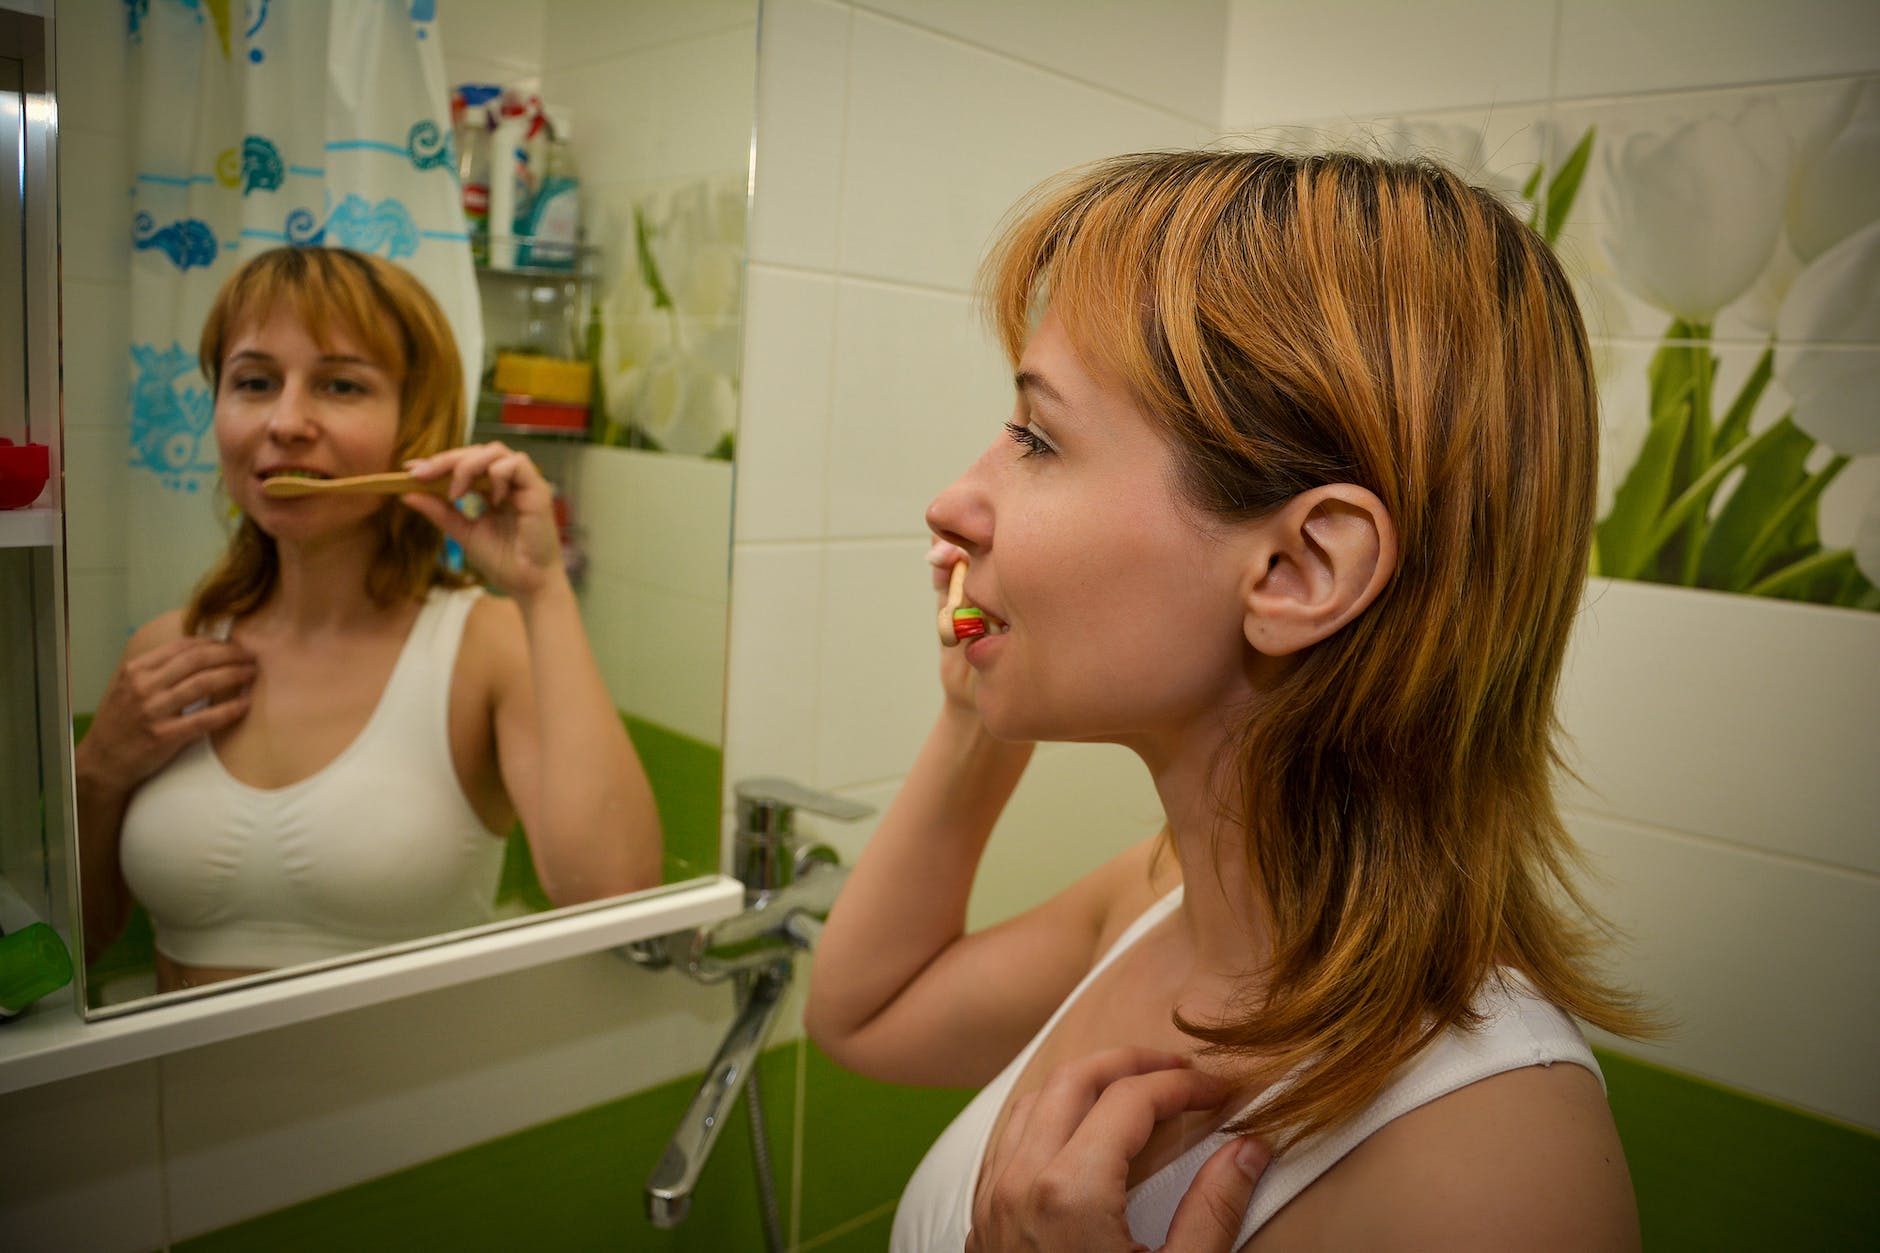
left=538, top=18, right=757, bottom=77
left=798, top=1197, right=900, bottom=1251
left=847, top=3, right=1218, bottom=131
left=1561, top=804, right=1880, bottom=884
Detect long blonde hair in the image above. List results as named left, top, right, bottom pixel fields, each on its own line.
left=983, top=150, right=1652, bottom=1145
left=187, top=247, right=470, bottom=632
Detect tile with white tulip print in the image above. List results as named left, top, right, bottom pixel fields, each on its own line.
left=1566, top=809, right=1880, bottom=1130
left=1221, top=0, right=1555, bottom=128
left=1547, top=82, right=1875, bottom=349
left=621, top=581, right=730, bottom=746
left=1258, top=104, right=1551, bottom=219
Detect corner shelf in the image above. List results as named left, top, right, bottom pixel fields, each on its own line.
left=0, top=506, right=58, bottom=549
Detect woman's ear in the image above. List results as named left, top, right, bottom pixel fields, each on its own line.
left=1241, top=484, right=1397, bottom=656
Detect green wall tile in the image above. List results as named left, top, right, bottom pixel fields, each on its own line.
left=1597, top=1047, right=1880, bottom=1251
left=797, top=1043, right=975, bottom=1245
left=801, top=1206, right=895, bottom=1253
left=177, top=1042, right=797, bottom=1253
left=622, top=714, right=723, bottom=883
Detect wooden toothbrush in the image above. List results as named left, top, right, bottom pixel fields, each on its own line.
left=938, top=559, right=989, bottom=646
left=260, top=471, right=476, bottom=500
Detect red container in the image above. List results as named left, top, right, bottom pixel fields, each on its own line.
left=0, top=439, right=50, bottom=509
left=498, top=394, right=589, bottom=432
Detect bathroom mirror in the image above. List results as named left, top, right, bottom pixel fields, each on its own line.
left=59, top=0, right=755, bottom=1018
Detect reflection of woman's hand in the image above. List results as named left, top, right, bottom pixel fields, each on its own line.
left=77, top=638, right=255, bottom=794
left=402, top=443, right=563, bottom=600
left=968, top=1047, right=1270, bottom=1253
left=928, top=538, right=979, bottom=715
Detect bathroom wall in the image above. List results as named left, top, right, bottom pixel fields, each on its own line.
left=17, top=2, right=1871, bottom=1250
left=1223, top=0, right=1880, bottom=1140
left=5, top=2, right=1224, bottom=1249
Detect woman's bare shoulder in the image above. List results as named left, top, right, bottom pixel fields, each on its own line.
left=125, top=610, right=188, bottom=657
left=1253, top=1061, right=1640, bottom=1251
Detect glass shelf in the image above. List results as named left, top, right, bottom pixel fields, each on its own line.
left=0, top=507, right=57, bottom=548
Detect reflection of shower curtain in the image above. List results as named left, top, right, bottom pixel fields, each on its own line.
left=123, top=0, right=481, bottom=628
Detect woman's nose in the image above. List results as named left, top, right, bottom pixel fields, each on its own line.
left=925, top=456, right=992, bottom=555
left=266, top=379, right=317, bottom=440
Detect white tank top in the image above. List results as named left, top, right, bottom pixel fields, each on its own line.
left=891, top=887, right=1601, bottom=1251
left=120, top=586, right=504, bottom=970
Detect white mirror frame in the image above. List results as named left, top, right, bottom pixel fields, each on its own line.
left=0, top=874, right=740, bottom=1095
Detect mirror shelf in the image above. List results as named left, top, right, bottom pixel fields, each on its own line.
left=0, top=508, right=57, bottom=548
left=0, top=873, right=740, bottom=1096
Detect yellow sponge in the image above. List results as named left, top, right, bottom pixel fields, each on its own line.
left=493, top=353, right=593, bottom=405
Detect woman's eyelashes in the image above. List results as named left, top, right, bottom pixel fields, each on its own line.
left=1004, top=420, right=1059, bottom=458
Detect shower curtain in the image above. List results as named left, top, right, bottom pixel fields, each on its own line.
left=123, top=0, right=482, bottom=629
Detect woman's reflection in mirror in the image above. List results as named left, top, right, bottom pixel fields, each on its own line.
left=74, top=246, right=663, bottom=994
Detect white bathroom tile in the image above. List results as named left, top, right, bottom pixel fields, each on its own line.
left=0, top=1060, right=166, bottom=1253
left=722, top=543, right=825, bottom=789
left=65, top=569, right=128, bottom=715
left=1556, top=0, right=1880, bottom=101
left=623, top=580, right=729, bottom=745
left=967, top=742, right=1164, bottom=930
left=58, top=127, right=131, bottom=287
left=61, top=426, right=126, bottom=573
left=541, top=0, right=756, bottom=72
left=813, top=538, right=941, bottom=789
left=575, top=445, right=734, bottom=600
left=545, top=24, right=756, bottom=191
left=52, top=0, right=130, bottom=136
left=1558, top=578, right=1880, bottom=875
left=1567, top=811, right=1880, bottom=1131
left=1220, top=0, right=1554, bottom=129
left=59, top=279, right=131, bottom=432
left=439, top=0, right=547, bottom=79
left=749, top=0, right=852, bottom=271
left=159, top=952, right=739, bottom=1238
left=839, top=13, right=1210, bottom=293
left=578, top=566, right=639, bottom=715
left=734, top=266, right=836, bottom=543
left=856, top=0, right=1227, bottom=124
left=824, top=280, right=1011, bottom=539
left=798, top=741, right=1162, bottom=931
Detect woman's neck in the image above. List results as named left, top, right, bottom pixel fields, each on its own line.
left=1135, top=713, right=1275, bottom=993
left=261, top=527, right=390, bottom=635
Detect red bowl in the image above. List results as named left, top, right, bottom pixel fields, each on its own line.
left=0, top=439, right=51, bottom=509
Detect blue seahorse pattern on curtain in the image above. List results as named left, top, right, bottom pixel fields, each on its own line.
left=123, top=0, right=481, bottom=631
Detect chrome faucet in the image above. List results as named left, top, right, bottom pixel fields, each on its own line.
left=640, top=778, right=872, bottom=1233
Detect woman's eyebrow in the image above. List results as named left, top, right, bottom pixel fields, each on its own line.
left=1015, top=369, right=1067, bottom=408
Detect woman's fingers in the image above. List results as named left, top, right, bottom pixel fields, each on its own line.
left=1006, top=1049, right=1210, bottom=1184
left=1160, top=1136, right=1269, bottom=1253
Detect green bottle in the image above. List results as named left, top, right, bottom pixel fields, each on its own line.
left=0, top=923, right=74, bottom=1020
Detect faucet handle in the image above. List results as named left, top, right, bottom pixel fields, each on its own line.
left=734, top=777, right=873, bottom=824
